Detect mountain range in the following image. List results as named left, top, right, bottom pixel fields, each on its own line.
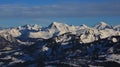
left=0, top=22, right=120, bottom=67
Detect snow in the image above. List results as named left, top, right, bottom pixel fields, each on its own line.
left=3, top=47, right=12, bottom=50
left=14, top=52, right=23, bottom=55
left=80, top=34, right=95, bottom=43
left=48, top=22, right=77, bottom=35
left=32, top=24, right=41, bottom=31
left=112, top=38, right=118, bottom=43
left=0, top=21, right=119, bottom=43
left=18, top=24, right=41, bottom=31
left=9, top=57, right=24, bottom=64
left=29, top=31, right=53, bottom=39
left=55, top=34, right=72, bottom=43
left=94, top=22, right=112, bottom=30
left=99, top=29, right=119, bottom=39
left=8, top=29, right=21, bottom=37
left=2, top=56, right=11, bottom=59
left=0, top=22, right=120, bottom=67
left=42, top=46, right=49, bottom=51
left=61, top=42, right=69, bottom=45
left=80, top=24, right=88, bottom=28
left=106, top=54, right=120, bottom=63
left=108, top=47, right=114, bottom=53
left=114, top=25, right=120, bottom=31
left=29, top=22, right=77, bottom=39
left=28, top=22, right=90, bottom=40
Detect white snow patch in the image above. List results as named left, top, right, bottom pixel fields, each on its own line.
left=42, top=46, right=49, bottom=51
left=106, top=54, right=120, bottom=63
left=112, top=38, right=118, bottom=43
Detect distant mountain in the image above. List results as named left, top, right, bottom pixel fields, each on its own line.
left=0, top=21, right=120, bottom=67
left=17, top=24, right=41, bottom=31
left=94, top=22, right=113, bottom=30
left=0, top=21, right=119, bottom=42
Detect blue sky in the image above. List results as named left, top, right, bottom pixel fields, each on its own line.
left=0, top=0, right=120, bottom=27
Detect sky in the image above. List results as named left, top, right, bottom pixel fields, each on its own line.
left=0, top=0, right=120, bottom=27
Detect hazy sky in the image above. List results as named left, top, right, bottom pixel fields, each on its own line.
left=0, top=0, right=120, bottom=27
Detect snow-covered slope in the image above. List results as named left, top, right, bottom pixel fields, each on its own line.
left=0, top=22, right=120, bottom=67
left=29, top=22, right=119, bottom=40
left=29, top=22, right=90, bottom=39
left=0, top=21, right=119, bottom=43
left=29, top=22, right=78, bottom=39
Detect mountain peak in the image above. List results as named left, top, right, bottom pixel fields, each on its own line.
left=52, top=21, right=59, bottom=24
left=18, top=24, right=41, bottom=31
left=80, top=24, right=88, bottom=28
left=100, top=21, right=107, bottom=26
left=33, top=24, right=39, bottom=27
left=52, top=22, right=61, bottom=26
left=52, top=21, right=66, bottom=26
left=20, top=24, right=31, bottom=28
left=94, top=21, right=112, bottom=30
left=48, top=22, right=68, bottom=28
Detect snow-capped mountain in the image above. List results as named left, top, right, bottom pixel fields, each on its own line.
left=0, top=22, right=119, bottom=42
left=17, top=24, right=41, bottom=31
left=94, top=22, right=113, bottom=30
left=29, top=22, right=78, bottom=39
left=0, top=22, right=120, bottom=67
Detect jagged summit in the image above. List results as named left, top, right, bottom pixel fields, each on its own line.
left=100, top=21, right=107, bottom=25
left=52, top=21, right=61, bottom=25
left=0, top=22, right=120, bottom=67
left=48, top=22, right=68, bottom=28
left=94, top=21, right=112, bottom=30
left=0, top=22, right=119, bottom=40
left=18, top=24, right=41, bottom=31
left=18, top=24, right=32, bottom=30
left=80, top=24, right=88, bottom=28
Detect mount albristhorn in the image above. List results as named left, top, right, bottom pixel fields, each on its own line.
left=0, top=22, right=120, bottom=67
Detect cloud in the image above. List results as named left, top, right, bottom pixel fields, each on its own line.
left=0, top=2, right=120, bottom=19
